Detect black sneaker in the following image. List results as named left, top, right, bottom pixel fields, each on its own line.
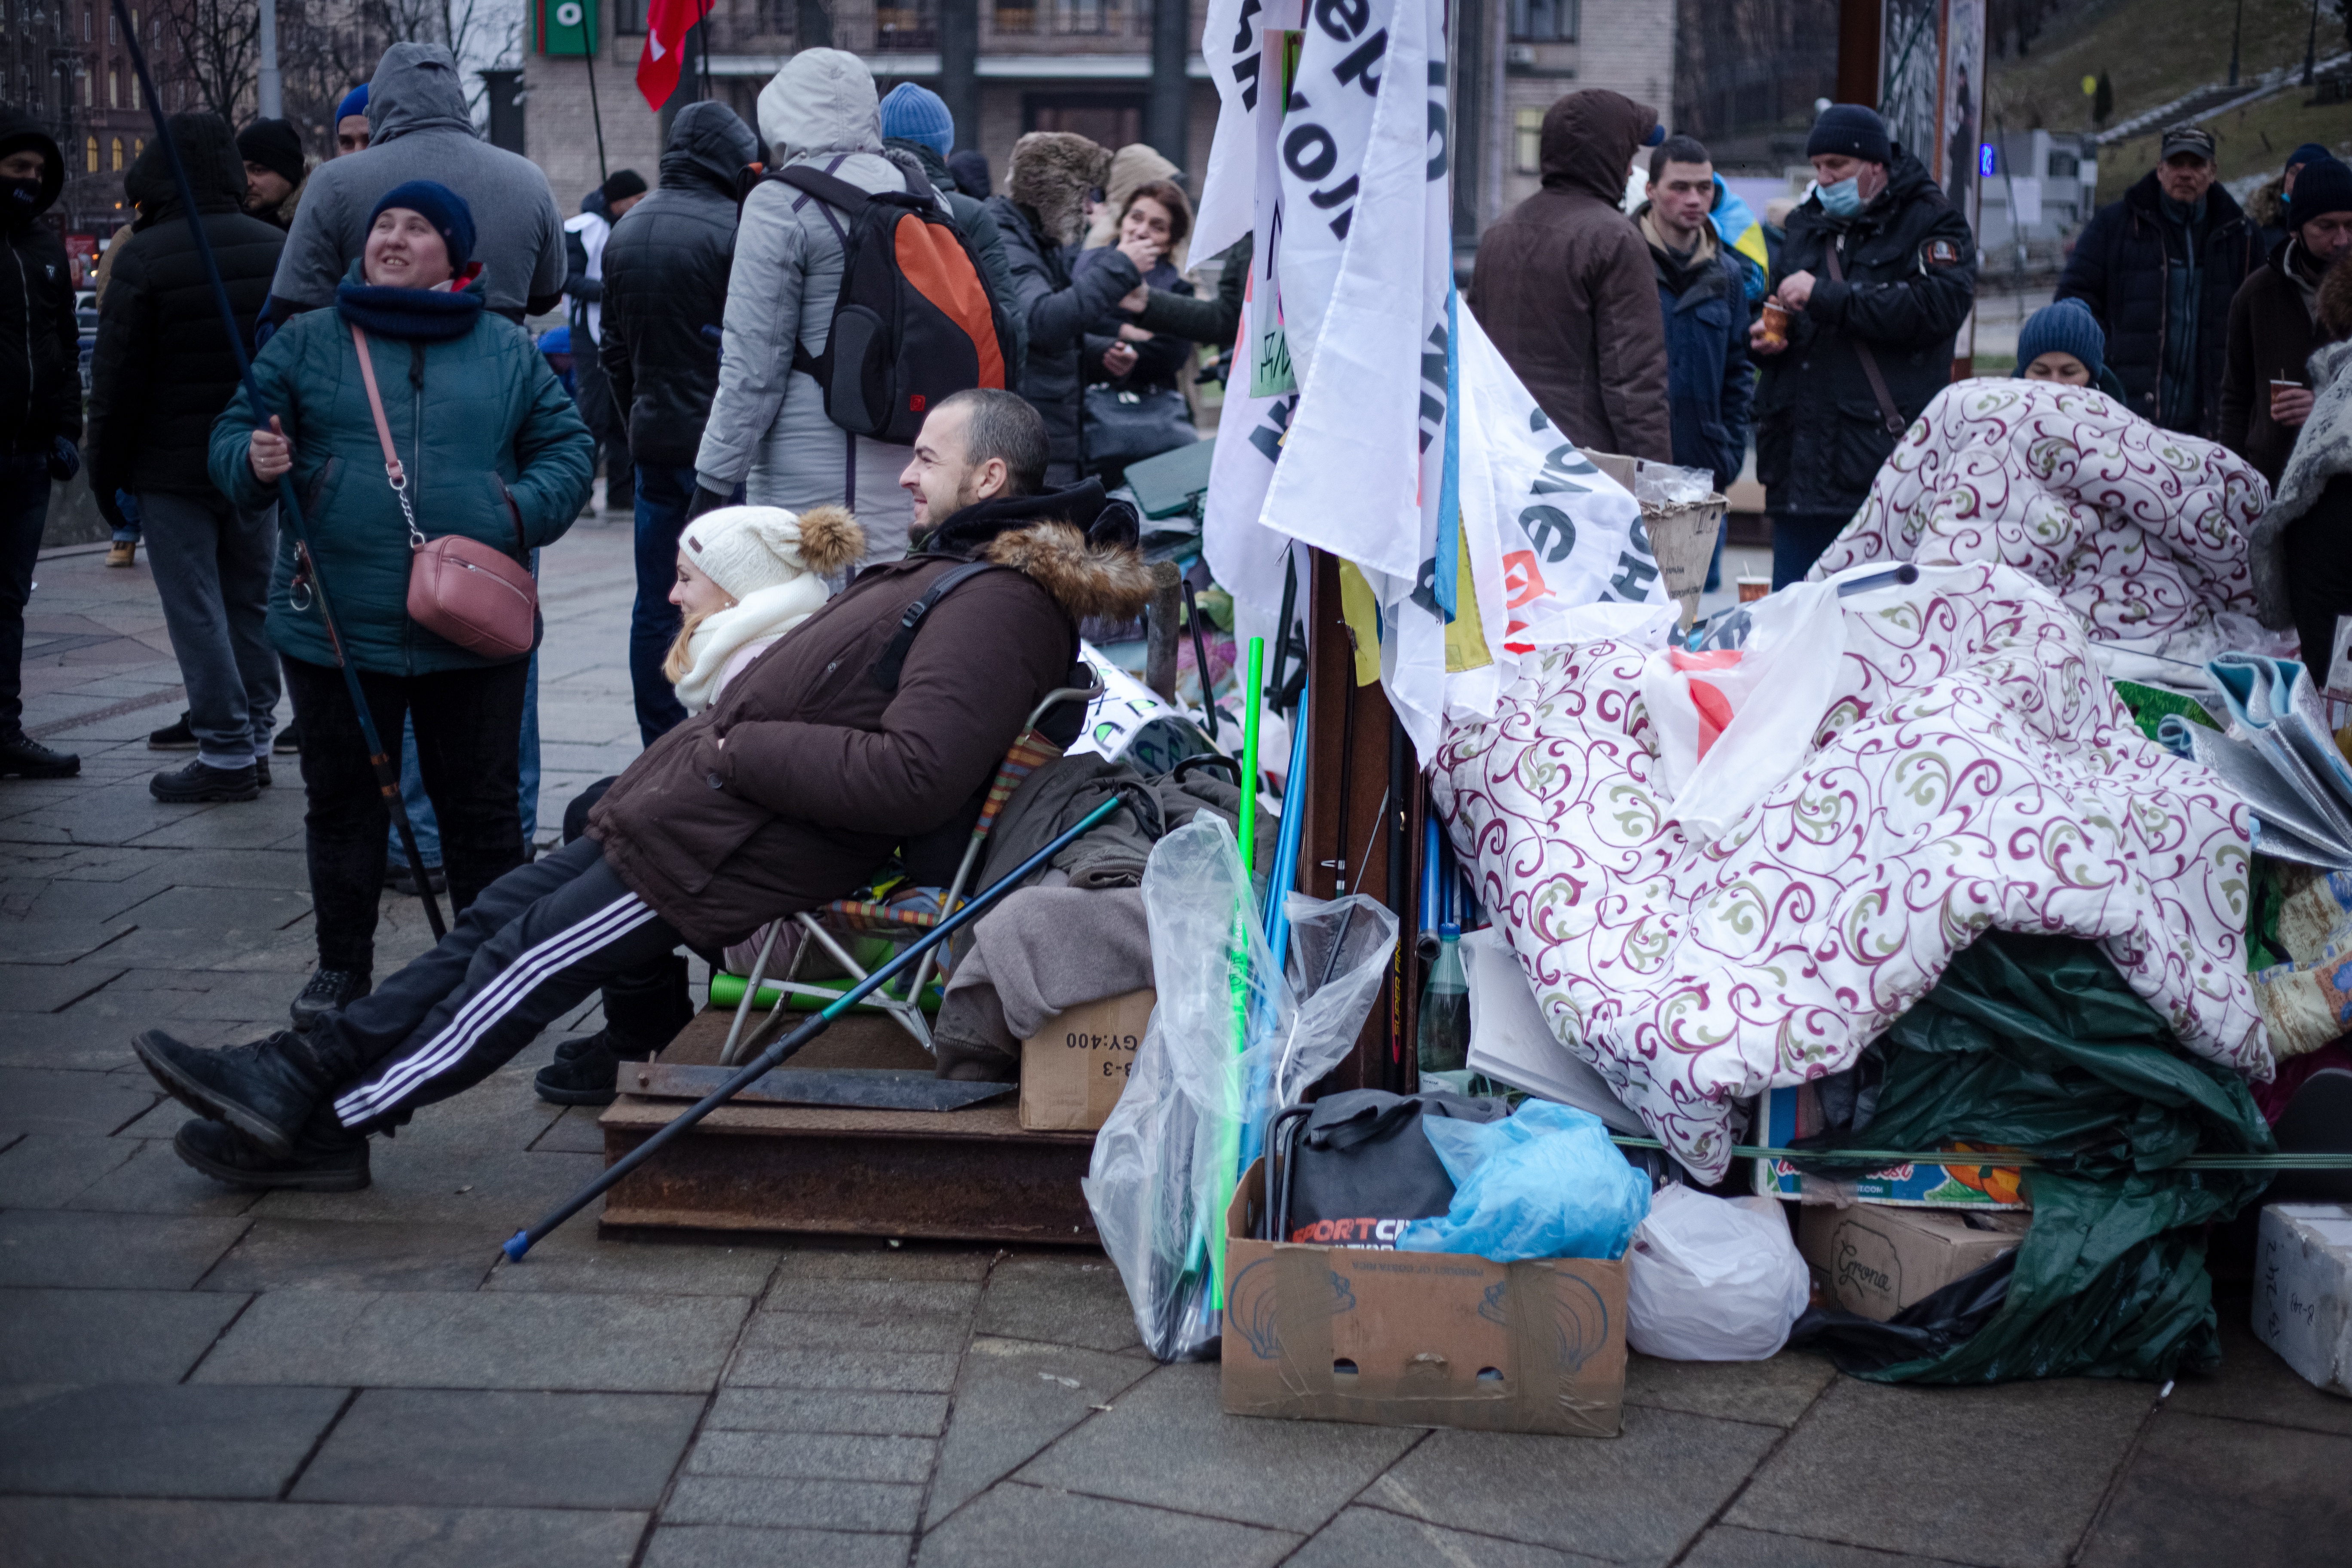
left=386, top=860, right=447, bottom=896
left=290, top=968, right=371, bottom=1032
left=533, top=1029, right=645, bottom=1106
left=0, top=732, right=79, bottom=779
left=148, top=711, right=197, bottom=750
left=173, top=1113, right=370, bottom=1192
left=132, top=1028, right=327, bottom=1157
left=150, top=760, right=259, bottom=802
left=273, top=720, right=302, bottom=755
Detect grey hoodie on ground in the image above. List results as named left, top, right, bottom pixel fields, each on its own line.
left=268, top=43, right=566, bottom=319
left=692, top=49, right=932, bottom=564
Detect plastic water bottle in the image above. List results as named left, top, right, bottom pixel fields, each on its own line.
left=1417, top=922, right=1469, bottom=1075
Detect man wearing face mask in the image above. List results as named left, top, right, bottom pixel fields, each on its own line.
left=1751, top=104, right=1976, bottom=587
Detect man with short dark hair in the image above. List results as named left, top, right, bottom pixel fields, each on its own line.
left=2222, top=156, right=2352, bottom=487
left=134, top=392, right=1154, bottom=1186
left=2059, top=125, right=2259, bottom=439
left=1636, top=133, right=1751, bottom=589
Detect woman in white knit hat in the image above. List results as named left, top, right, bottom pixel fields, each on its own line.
left=663, top=503, right=866, bottom=713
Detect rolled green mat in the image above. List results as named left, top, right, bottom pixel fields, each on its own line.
left=708, top=971, right=942, bottom=1015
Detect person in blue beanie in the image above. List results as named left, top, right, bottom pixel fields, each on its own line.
left=207, top=179, right=591, bottom=1034
left=335, top=85, right=371, bottom=156
left=2015, top=298, right=2128, bottom=401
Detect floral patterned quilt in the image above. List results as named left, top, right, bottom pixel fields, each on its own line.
left=1807, top=380, right=2266, bottom=661
left=1432, top=564, right=2272, bottom=1180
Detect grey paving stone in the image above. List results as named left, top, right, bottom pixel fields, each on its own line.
left=705, top=1387, right=952, bottom=1437
left=486, top=1229, right=782, bottom=1297
left=1622, top=1349, right=1838, bottom=1428
left=0, top=918, right=138, bottom=964
left=1014, top=1360, right=1419, bottom=1533
left=686, top=1429, right=934, bottom=1484
left=1293, top=1505, right=1611, bottom=1567
left=115, top=886, right=312, bottom=932
left=530, top=1105, right=608, bottom=1152
left=643, top=1525, right=912, bottom=1568
left=744, top=1309, right=971, bottom=1354
left=972, top=1254, right=1144, bottom=1354
left=0, top=964, right=127, bottom=1014
left=728, top=1345, right=964, bottom=1393
left=63, top=1137, right=264, bottom=1217
left=663, top=1473, right=923, bottom=1532
left=0, top=1383, right=347, bottom=1498
left=193, top=1289, right=749, bottom=1392
left=1726, top=1375, right=2150, bottom=1568
left=0, top=1065, right=161, bottom=1137
left=916, top=1480, right=1301, bottom=1568
left=772, top=1243, right=995, bottom=1283
left=2167, top=1308, right=2352, bottom=1437
left=1373, top=1406, right=1783, bottom=1565
left=926, top=1337, right=1156, bottom=1527
left=0, top=1497, right=646, bottom=1568
left=1681, top=1525, right=1984, bottom=1567
left=0, top=1288, right=251, bottom=1384
left=0, top=1010, right=147, bottom=1069
left=255, top=1145, right=600, bottom=1228
left=2078, top=1410, right=2352, bottom=1568
left=294, top=1388, right=704, bottom=1509
left=0, top=1208, right=249, bottom=1289
left=0, top=1132, right=138, bottom=1207
left=762, top=1276, right=982, bottom=1318
left=197, top=1219, right=505, bottom=1293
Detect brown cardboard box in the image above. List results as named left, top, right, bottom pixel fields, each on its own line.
left=1220, top=1161, right=1629, bottom=1437
left=1018, top=989, right=1154, bottom=1132
left=1798, top=1204, right=2030, bottom=1321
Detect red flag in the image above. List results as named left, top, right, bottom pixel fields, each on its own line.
left=635, top=0, right=710, bottom=110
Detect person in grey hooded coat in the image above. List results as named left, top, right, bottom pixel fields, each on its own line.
left=687, top=49, right=931, bottom=564
left=263, top=42, right=566, bottom=326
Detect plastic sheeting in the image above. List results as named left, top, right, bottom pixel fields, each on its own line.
left=1396, top=1100, right=1650, bottom=1262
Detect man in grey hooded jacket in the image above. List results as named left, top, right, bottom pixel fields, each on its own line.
left=687, top=49, right=933, bottom=565
left=263, top=43, right=566, bottom=326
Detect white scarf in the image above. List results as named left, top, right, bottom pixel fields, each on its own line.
left=671, top=577, right=832, bottom=713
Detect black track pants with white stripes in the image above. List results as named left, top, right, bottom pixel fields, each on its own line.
left=318, top=836, right=684, bottom=1131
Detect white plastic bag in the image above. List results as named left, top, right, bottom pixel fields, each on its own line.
left=1625, top=1185, right=1810, bottom=1361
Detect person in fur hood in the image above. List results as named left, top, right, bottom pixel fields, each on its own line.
left=663, top=502, right=866, bottom=713
left=135, top=389, right=1154, bottom=1191
left=2249, top=256, right=2352, bottom=684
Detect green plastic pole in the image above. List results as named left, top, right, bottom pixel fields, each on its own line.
left=1210, top=637, right=1267, bottom=1312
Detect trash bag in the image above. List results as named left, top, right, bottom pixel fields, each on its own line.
left=1397, top=1100, right=1650, bottom=1262
left=1082, top=817, right=1396, bottom=1362
left=1788, top=930, right=2275, bottom=1384
left=1625, top=1185, right=1810, bottom=1360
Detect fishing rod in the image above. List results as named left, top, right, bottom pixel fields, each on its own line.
left=113, top=1, right=445, bottom=939
left=503, top=789, right=1133, bottom=1260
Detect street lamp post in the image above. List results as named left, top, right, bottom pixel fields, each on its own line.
left=2229, top=0, right=2243, bottom=88
left=2306, top=0, right=2321, bottom=88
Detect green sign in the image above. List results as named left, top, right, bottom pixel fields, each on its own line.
left=539, top=0, right=599, bottom=56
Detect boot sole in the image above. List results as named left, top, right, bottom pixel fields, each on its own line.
left=172, top=1123, right=369, bottom=1191
left=150, top=781, right=260, bottom=802
left=147, top=740, right=198, bottom=750
left=133, top=1030, right=300, bottom=1156
left=0, top=760, right=79, bottom=779
left=533, top=1076, right=621, bottom=1106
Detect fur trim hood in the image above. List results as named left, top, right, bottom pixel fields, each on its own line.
left=2248, top=174, right=2288, bottom=231
left=924, top=477, right=1152, bottom=622
left=1007, top=132, right=1112, bottom=248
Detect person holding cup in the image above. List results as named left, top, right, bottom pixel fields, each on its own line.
left=2222, top=156, right=2352, bottom=488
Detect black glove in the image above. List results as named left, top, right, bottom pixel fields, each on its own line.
left=684, top=484, right=733, bottom=521
left=47, top=438, right=80, bottom=483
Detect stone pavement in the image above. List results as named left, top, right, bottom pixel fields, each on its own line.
left=4, top=525, right=2349, bottom=1568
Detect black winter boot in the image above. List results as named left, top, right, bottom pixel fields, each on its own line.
left=535, top=953, right=694, bottom=1105
left=150, top=759, right=259, bottom=802
left=291, top=967, right=371, bottom=1032
left=133, top=1029, right=332, bottom=1156
left=173, top=1111, right=370, bottom=1191
left=0, top=731, right=78, bottom=778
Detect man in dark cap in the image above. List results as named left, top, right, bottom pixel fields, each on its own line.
left=2058, top=125, right=2259, bottom=441
left=1749, top=103, right=1976, bottom=586
left=237, top=117, right=310, bottom=230
left=2222, top=156, right=2352, bottom=487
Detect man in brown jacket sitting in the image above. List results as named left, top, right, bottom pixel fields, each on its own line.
left=132, top=389, right=1154, bottom=1191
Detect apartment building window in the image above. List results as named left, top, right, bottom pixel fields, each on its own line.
left=1509, top=0, right=1576, bottom=41
left=2047, top=151, right=2079, bottom=179
left=130, top=71, right=138, bottom=110
left=1026, top=92, right=1141, bottom=147
left=106, top=8, right=114, bottom=40
left=110, top=136, right=122, bottom=171
left=1515, top=107, right=1543, bottom=173
left=85, top=136, right=98, bottom=172
left=994, top=0, right=1035, bottom=31
left=614, top=0, right=650, bottom=33
left=83, top=68, right=92, bottom=107
left=109, top=67, right=119, bottom=108
left=83, top=6, right=91, bottom=40
left=754, top=0, right=793, bottom=33
left=876, top=0, right=937, bottom=49
left=1051, top=0, right=1121, bottom=32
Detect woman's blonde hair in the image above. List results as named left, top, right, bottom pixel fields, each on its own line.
left=661, top=609, right=712, bottom=686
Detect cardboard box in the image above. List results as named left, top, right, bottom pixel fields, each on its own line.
left=2255, top=1203, right=2352, bottom=1397
left=1018, top=989, right=1153, bottom=1132
left=1755, top=1084, right=2028, bottom=1210
left=1798, top=1204, right=2029, bottom=1321
left=1220, top=1160, right=1629, bottom=1437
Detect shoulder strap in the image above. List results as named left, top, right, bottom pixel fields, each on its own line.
left=872, top=560, right=1008, bottom=693
left=771, top=164, right=873, bottom=218
left=1822, top=244, right=1908, bottom=437
left=349, top=322, right=425, bottom=547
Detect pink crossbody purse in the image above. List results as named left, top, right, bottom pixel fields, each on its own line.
left=350, top=321, right=539, bottom=660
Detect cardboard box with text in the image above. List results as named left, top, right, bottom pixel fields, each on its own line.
left=1798, top=1203, right=2028, bottom=1321
left=1018, top=988, right=1154, bottom=1132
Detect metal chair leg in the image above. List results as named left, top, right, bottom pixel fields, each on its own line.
left=717, top=924, right=783, bottom=1069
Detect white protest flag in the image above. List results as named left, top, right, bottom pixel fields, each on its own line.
left=1191, top=0, right=1264, bottom=265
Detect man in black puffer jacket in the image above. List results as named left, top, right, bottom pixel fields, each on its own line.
left=599, top=101, right=760, bottom=746
left=86, top=115, right=287, bottom=803
left=0, top=110, right=83, bottom=781
left=1752, top=105, right=1975, bottom=588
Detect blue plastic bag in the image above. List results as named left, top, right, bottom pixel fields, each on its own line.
left=1397, top=1100, right=1650, bottom=1262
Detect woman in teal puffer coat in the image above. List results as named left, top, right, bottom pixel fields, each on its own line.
left=211, top=181, right=591, bottom=1026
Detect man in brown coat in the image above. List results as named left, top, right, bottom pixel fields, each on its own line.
left=132, top=389, right=1154, bottom=1191
left=2222, top=156, right=2352, bottom=487
left=1467, top=90, right=1673, bottom=463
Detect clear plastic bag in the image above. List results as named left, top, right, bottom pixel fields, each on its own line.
left=1082, top=816, right=1396, bottom=1362
left=1625, top=1185, right=1811, bottom=1361
left=1396, top=1099, right=1649, bottom=1262
left=1634, top=461, right=1718, bottom=508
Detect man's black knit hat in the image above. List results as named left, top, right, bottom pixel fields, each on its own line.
left=1806, top=104, right=1892, bottom=166
left=236, top=117, right=305, bottom=189
left=2294, top=157, right=2352, bottom=225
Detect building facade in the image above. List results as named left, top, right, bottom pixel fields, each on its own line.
left=5, top=0, right=190, bottom=273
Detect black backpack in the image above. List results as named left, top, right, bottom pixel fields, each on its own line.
left=767, top=164, right=1014, bottom=444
